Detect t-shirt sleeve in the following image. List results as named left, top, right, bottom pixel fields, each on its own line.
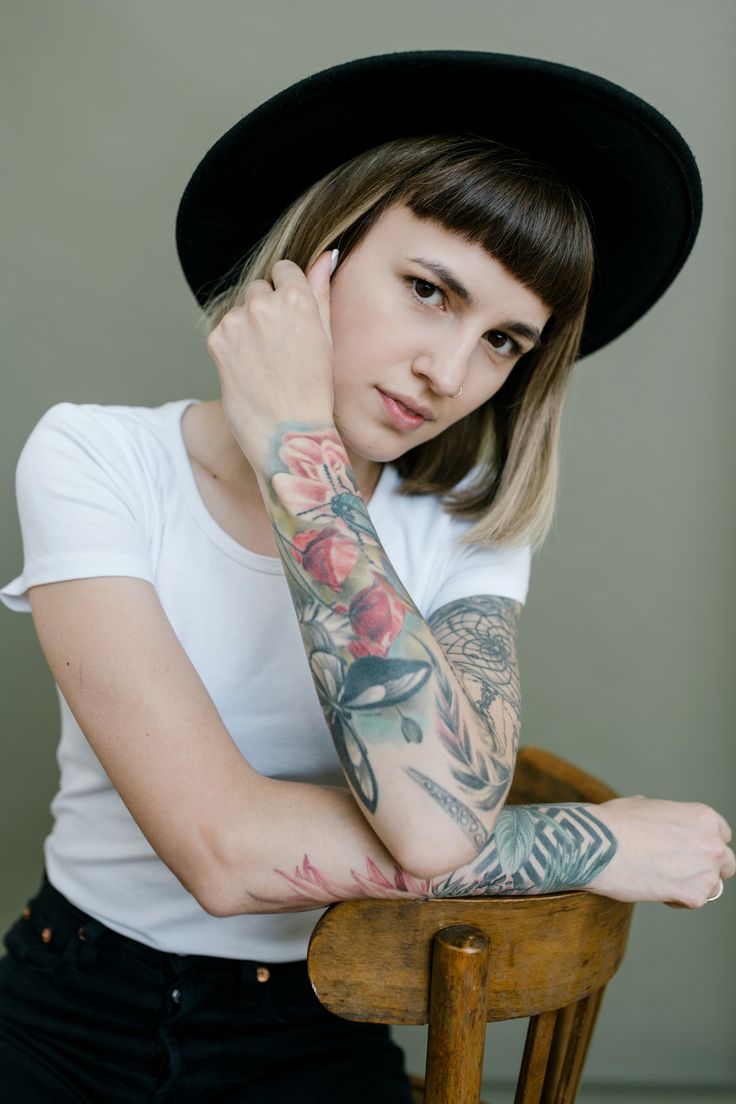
left=0, top=402, right=156, bottom=614
left=424, top=514, right=532, bottom=618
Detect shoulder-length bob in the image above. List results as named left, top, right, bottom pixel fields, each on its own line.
left=199, top=134, right=595, bottom=552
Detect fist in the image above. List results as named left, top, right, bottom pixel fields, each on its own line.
left=206, top=251, right=337, bottom=471
left=586, top=795, right=735, bottom=908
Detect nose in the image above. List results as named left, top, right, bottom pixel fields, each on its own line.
left=410, top=332, right=476, bottom=398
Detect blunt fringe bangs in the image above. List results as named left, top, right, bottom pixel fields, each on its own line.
left=199, top=134, right=595, bottom=552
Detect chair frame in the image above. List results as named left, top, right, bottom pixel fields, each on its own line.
left=307, top=746, right=635, bottom=1104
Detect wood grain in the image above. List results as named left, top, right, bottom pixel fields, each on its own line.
left=307, top=746, right=635, bottom=1104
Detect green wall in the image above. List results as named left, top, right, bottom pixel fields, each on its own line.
left=1, top=0, right=734, bottom=1091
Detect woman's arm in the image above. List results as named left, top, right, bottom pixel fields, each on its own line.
left=208, top=771, right=734, bottom=917
left=29, top=575, right=733, bottom=917
left=207, top=255, right=522, bottom=874
left=250, top=429, right=521, bottom=876
left=212, top=776, right=621, bottom=915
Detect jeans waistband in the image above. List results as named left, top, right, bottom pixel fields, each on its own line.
left=16, top=871, right=308, bottom=983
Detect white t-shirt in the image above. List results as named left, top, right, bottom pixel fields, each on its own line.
left=1, top=399, right=531, bottom=961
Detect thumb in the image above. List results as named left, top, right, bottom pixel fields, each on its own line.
left=306, top=249, right=336, bottom=338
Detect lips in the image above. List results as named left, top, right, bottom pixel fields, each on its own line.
left=378, top=389, right=434, bottom=421
left=378, top=390, right=428, bottom=431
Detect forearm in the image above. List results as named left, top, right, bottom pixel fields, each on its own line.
left=215, top=777, right=618, bottom=915
left=253, top=422, right=515, bottom=874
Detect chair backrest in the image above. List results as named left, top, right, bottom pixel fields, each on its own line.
left=307, top=746, right=635, bottom=1104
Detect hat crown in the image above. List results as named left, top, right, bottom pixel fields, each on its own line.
left=176, top=49, right=702, bottom=357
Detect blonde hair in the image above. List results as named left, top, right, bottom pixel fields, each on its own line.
left=199, top=135, right=595, bottom=552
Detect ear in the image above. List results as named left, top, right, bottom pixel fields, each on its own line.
left=305, top=250, right=335, bottom=337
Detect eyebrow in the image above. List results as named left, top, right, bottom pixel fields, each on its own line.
left=407, top=255, right=544, bottom=350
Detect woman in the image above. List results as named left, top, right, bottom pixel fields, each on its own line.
left=1, top=51, right=733, bottom=1103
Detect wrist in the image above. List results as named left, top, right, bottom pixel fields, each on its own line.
left=262, top=420, right=344, bottom=481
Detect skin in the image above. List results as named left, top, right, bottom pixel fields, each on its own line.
left=17, top=210, right=732, bottom=925
left=201, top=200, right=735, bottom=904
left=203, top=200, right=550, bottom=501
left=328, top=202, right=550, bottom=490
left=205, top=202, right=555, bottom=875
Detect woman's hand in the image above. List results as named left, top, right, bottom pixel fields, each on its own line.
left=585, top=795, right=735, bottom=908
left=206, top=250, right=337, bottom=472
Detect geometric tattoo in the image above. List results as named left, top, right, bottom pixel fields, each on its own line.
left=258, top=803, right=618, bottom=907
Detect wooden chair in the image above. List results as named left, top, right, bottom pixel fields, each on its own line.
left=308, top=746, right=634, bottom=1104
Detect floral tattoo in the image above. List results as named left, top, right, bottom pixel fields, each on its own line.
left=263, top=425, right=520, bottom=832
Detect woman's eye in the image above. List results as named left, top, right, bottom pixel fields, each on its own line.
left=485, top=331, right=520, bottom=357
left=407, top=277, right=445, bottom=305
left=406, top=277, right=521, bottom=360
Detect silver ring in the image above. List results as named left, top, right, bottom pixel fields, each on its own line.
left=452, top=386, right=463, bottom=398
left=706, top=878, right=724, bottom=903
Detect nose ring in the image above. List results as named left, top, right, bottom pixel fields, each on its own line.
left=451, top=386, right=463, bottom=399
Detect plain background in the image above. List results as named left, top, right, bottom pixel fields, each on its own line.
left=1, top=0, right=734, bottom=1094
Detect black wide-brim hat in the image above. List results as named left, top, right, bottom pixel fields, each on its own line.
left=175, top=50, right=702, bottom=358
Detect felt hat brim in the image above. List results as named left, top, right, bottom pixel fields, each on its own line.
left=175, top=50, right=702, bottom=358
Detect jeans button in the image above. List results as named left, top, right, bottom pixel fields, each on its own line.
left=256, top=967, right=270, bottom=983
left=171, top=987, right=182, bottom=1004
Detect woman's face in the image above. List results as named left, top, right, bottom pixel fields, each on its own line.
left=328, top=201, right=552, bottom=471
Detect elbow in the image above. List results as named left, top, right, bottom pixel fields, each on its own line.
left=181, top=861, right=236, bottom=917
left=195, top=878, right=236, bottom=918
left=389, top=808, right=504, bottom=881
left=390, top=835, right=480, bottom=882
left=185, top=828, right=248, bottom=918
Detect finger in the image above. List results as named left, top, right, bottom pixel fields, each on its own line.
left=270, top=258, right=307, bottom=288
left=242, top=278, right=274, bottom=302
left=716, top=814, right=732, bottom=844
left=305, top=250, right=334, bottom=335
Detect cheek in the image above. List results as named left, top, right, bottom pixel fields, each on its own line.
left=470, top=357, right=515, bottom=404
left=434, top=374, right=500, bottom=433
left=330, top=288, right=408, bottom=385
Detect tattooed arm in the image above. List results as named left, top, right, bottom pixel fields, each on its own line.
left=258, top=805, right=618, bottom=912
left=253, top=422, right=522, bottom=876
left=212, top=773, right=619, bottom=915
left=213, top=778, right=732, bottom=915
left=425, top=592, right=521, bottom=836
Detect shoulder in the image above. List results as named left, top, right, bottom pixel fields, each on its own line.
left=18, top=398, right=193, bottom=478
left=25, top=398, right=185, bottom=443
left=378, top=465, right=532, bottom=613
left=385, top=462, right=529, bottom=564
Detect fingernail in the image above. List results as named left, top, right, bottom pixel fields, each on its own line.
left=330, top=248, right=339, bottom=275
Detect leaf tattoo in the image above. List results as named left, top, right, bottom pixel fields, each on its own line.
left=419, top=639, right=511, bottom=813
left=401, top=716, right=424, bottom=744
left=493, top=807, right=536, bottom=873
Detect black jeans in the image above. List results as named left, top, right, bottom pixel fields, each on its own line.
left=0, top=873, right=413, bottom=1103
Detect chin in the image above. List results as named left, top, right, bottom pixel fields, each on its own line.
left=334, top=414, right=407, bottom=461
